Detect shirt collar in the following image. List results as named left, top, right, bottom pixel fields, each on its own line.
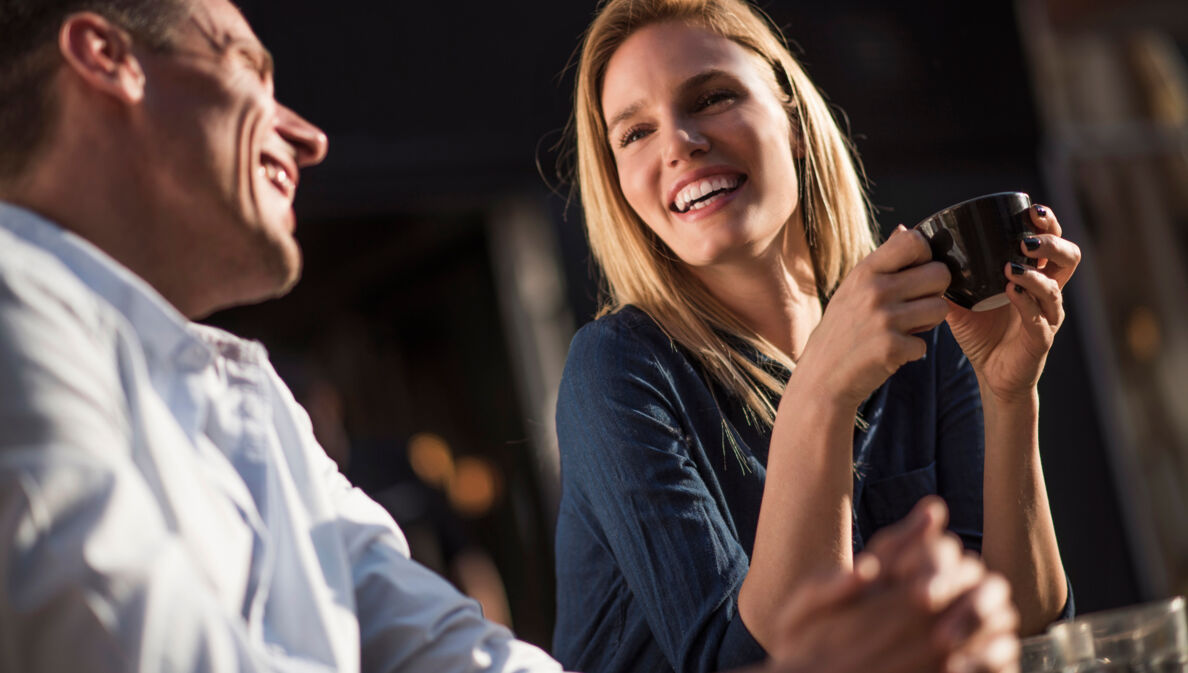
left=0, top=201, right=215, bottom=371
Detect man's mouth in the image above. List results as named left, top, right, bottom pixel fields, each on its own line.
left=671, top=174, right=747, bottom=214
left=259, top=154, right=296, bottom=200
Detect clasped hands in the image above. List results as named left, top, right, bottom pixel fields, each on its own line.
left=764, top=497, right=1020, bottom=673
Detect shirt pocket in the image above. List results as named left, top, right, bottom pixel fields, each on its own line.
left=861, top=461, right=938, bottom=531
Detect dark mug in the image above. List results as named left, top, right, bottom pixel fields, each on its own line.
left=914, top=192, right=1037, bottom=311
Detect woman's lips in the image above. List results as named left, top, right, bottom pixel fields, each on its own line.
left=671, top=173, right=748, bottom=213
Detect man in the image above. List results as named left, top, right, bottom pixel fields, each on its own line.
left=0, top=0, right=1020, bottom=671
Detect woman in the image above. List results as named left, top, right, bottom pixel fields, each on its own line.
left=552, top=0, right=1079, bottom=672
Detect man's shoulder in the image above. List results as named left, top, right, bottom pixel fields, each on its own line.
left=0, top=224, right=114, bottom=337
left=0, top=225, right=135, bottom=452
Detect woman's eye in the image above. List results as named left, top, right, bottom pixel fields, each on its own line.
left=618, top=125, right=652, bottom=148
left=696, top=90, right=738, bottom=110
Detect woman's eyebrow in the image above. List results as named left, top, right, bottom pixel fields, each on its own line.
left=678, top=69, right=730, bottom=94
left=605, top=69, right=732, bottom=133
left=606, top=100, right=644, bottom=134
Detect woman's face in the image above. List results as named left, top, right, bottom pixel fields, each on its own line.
left=600, top=21, right=801, bottom=270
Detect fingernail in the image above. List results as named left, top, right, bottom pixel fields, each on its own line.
left=1010, top=262, right=1025, bottom=275
left=1034, top=205, right=1048, bottom=217
left=1014, top=284, right=1025, bottom=293
left=1024, top=236, right=1041, bottom=251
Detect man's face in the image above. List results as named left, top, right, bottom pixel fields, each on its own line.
left=134, top=0, right=327, bottom=315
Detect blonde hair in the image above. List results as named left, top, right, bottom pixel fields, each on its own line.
left=571, top=0, right=879, bottom=426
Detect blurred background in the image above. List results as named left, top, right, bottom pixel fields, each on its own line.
left=215, top=0, right=1188, bottom=650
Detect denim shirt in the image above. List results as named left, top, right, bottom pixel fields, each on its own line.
left=552, top=305, right=988, bottom=673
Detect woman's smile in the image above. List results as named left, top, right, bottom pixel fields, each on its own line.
left=669, top=171, right=747, bottom=214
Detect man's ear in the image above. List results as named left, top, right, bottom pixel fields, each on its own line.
left=58, top=12, right=147, bottom=104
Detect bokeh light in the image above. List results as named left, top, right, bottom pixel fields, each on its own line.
left=408, top=432, right=455, bottom=488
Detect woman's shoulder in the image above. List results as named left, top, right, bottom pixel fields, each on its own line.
left=568, top=305, right=677, bottom=360
left=562, top=305, right=695, bottom=389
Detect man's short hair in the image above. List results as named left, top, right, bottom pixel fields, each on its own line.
left=0, top=0, right=189, bottom=179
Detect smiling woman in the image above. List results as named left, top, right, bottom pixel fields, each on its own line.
left=601, top=21, right=808, bottom=274
left=552, top=0, right=1077, bottom=672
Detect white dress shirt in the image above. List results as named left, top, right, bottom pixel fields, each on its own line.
left=0, top=202, right=563, bottom=673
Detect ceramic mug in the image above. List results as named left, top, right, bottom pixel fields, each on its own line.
left=914, top=192, right=1037, bottom=311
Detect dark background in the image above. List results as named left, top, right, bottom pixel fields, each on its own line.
left=213, top=0, right=1154, bottom=648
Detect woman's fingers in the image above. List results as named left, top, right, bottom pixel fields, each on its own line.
left=1029, top=204, right=1061, bottom=237
left=1006, top=263, right=1064, bottom=330
left=1019, top=234, right=1080, bottom=285
left=1023, top=205, right=1080, bottom=288
left=885, top=260, right=952, bottom=303
left=892, top=295, right=951, bottom=334
left=866, top=226, right=935, bottom=275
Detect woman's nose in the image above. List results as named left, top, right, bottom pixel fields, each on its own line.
left=663, top=123, right=710, bottom=166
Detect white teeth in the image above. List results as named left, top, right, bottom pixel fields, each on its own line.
left=674, top=174, right=741, bottom=213
left=260, top=161, right=294, bottom=195
left=275, top=167, right=293, bottom=192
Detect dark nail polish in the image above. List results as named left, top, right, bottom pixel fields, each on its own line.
left=1014, top=285, right=1025, bottom=293
left=1024, top=236, right=1041, bottom=251
left=1010, top=262, right=1025, bottom=275
left=1034, top=205, right=1048, bottom=217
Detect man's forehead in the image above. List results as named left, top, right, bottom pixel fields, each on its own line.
left=185, top=0, right=263, bottom=50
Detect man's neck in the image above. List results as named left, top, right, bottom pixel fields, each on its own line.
left=9, top=146, right=213, bottom=319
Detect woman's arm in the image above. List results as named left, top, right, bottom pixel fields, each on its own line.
left=946, top=204, right=1080, bottom=633
left=979, top=387, right=1067, bottom=635
left=740, top=227, right=953, bottom=649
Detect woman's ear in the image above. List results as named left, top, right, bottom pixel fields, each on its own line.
left=788, top=108, right=806, bottom=159
left=58, top=12, right=147, bottom=105
left=769, top=62, right=806, bottom=159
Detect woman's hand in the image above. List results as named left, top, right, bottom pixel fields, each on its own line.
left=945, top=205, right=1082, bottom=403
left=765, top=498, right=1021, bottom=673
left=798, top=226, right=950, bottom=409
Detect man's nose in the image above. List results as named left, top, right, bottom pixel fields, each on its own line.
left=277, top=104, right=328, bottom=167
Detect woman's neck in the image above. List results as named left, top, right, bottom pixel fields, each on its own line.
left=691, top=234, right=822, bottom=361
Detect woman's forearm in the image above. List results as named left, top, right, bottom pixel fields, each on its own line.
left=739, top=366, right=857, bottom=650
left=978, top=383, right=1068, bottom=635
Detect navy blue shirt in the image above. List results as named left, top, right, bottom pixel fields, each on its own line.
left=552, top=305, right=988, bottom=673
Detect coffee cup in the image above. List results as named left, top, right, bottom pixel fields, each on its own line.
left=913, top=192, right=1037, bottom=311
